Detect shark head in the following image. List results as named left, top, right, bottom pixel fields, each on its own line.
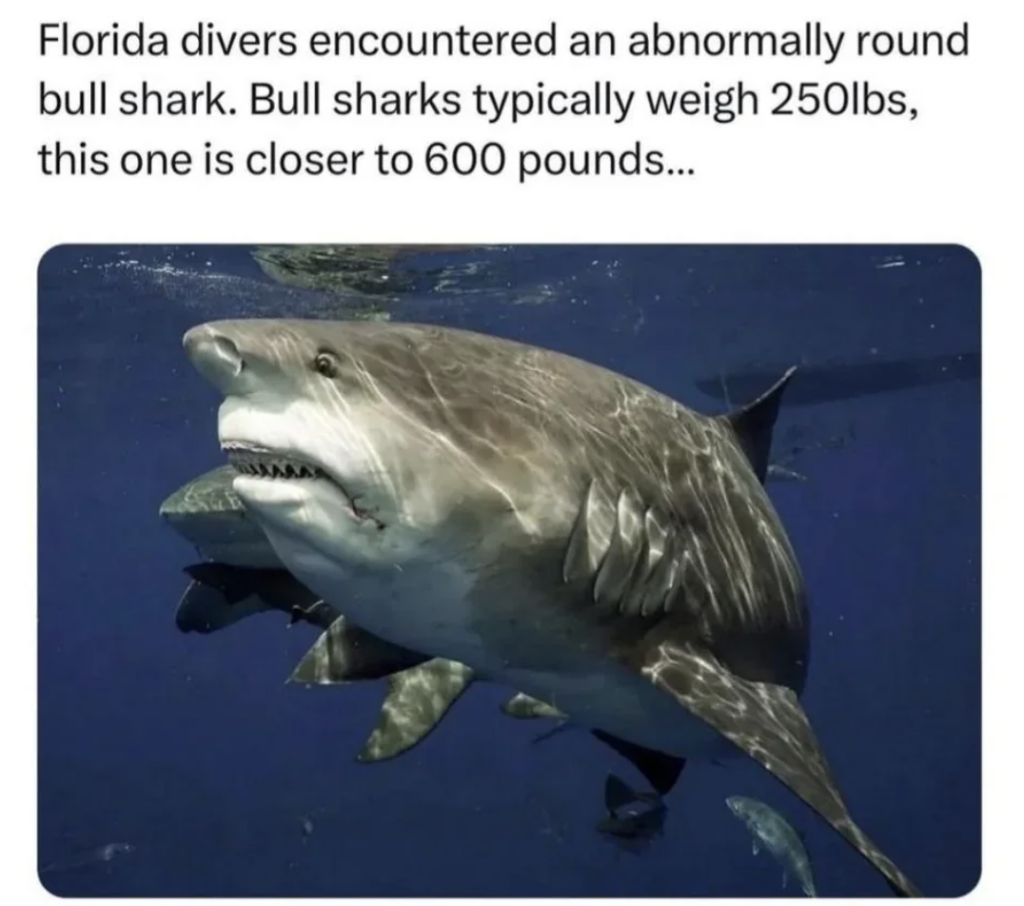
left=183, top=319, right=498, bottom=571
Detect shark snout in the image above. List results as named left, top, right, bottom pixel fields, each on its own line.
left=184, top=324, right=248, bottom=394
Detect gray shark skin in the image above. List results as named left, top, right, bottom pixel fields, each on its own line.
left=182, top=319, right=920, bottom=897
left=727, top=795, right=818, bottom=896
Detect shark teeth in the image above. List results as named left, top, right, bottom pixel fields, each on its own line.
left=223, top=445, right=325, bottom=480
left=221, top=442, right=385, bottom=530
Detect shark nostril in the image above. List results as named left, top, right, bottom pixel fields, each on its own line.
left=208, top=336, right=244, bottom=378
left=183, top=326, right=246, bottom=387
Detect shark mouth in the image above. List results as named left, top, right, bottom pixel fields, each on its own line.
left=224, top=445, right=326, bottom=480
left=222, top=443, right=385, bottom=530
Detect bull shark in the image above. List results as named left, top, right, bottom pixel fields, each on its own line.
left=182, top=318, right=921, bottom=896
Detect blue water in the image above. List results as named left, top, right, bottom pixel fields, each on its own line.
left=37, top=244, right=980, bottom=897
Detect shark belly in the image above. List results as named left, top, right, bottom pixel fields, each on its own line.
left=261, top=525, right=726, bottom=761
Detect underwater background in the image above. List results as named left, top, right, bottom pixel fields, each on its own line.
left=36, top=244, right=980, bottom=897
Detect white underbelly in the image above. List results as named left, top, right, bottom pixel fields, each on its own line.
left=263, top=525, right=483, bottom=655
left=264, top=527, right=728, bottom=761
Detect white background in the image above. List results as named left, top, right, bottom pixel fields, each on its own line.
left=3, top=0, right=1018, bottom=902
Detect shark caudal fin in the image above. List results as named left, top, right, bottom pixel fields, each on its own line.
left=641, top=639, right=922, bottom=897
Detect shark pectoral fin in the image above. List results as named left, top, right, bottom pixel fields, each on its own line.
left=592, top=729, right=686, bottom=797
left=641, top=641, right=922, bottom=898
left=288, top=616, right=430, bottom=684
left=357, top=660, right=476, bottom=762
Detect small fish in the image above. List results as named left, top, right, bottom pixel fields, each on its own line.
left=500, top=692, right=566, bottom=721
left=766, top=463, right=808, bottom=482
left=499, top=691, right=573, bottom=744
left=40, top=842, right=135, bottom=874
left=726, top=795, right=817, bottom=896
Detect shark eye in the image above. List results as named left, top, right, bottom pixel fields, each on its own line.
left=313, top=352, right=339, bottom=378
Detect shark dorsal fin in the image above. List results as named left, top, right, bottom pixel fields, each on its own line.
left=719, top=367, right=797, bottom=484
